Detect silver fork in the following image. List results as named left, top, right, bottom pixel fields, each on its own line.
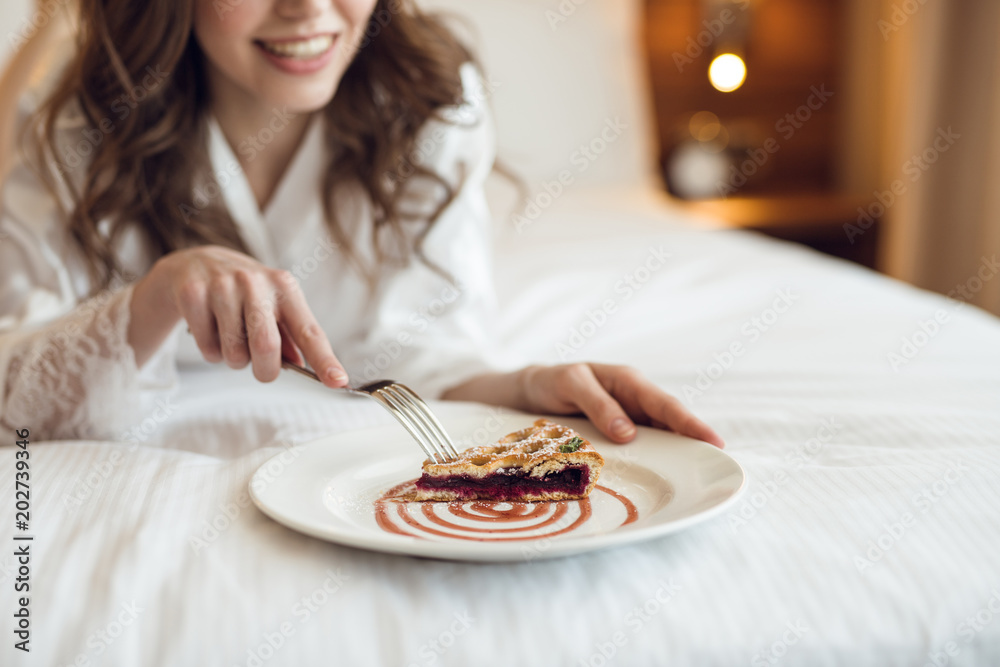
left=281, top=360, right=459, bottom=463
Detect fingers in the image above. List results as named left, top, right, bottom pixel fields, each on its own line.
left=556, top=364, right=637, bottom=444
left=238, top=272, right=282, bottom=383
left=645, top=394, right=725, bottom=448
left=176, top=280, right=221, bottom=363
left=276, top=321, right=303, bottom=366
left=592, top=364, right=725, bottom=448
left=209, top=276, right=251, bottom=370
left=165, top=249, right=342, bottom=386
left=273, top=270, right=348, bottom=388
left=567, top=364, right=726, bottom=447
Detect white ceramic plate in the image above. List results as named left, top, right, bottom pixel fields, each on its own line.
left=250, top=412, right=745, bottom=562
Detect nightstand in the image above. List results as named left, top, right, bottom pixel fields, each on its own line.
left=680, top=192, right=882, bottom=269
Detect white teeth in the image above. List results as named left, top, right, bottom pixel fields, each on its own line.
left=260, top=35, right=333, bottom=59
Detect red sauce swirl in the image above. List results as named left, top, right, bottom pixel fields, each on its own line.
left=374, top=481, right=638, bottom=542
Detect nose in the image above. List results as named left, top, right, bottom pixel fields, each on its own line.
left=274, top=0, right=327, bottom=21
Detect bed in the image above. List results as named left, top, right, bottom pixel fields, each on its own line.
left=3, top=1, right=1000, bottom=665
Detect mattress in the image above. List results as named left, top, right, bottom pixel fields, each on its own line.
left=2, top=187, right=999, bottom=666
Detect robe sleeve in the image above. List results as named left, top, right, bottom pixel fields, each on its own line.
left=0, top=112, right=178, bottom=441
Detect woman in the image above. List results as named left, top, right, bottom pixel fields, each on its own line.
left=0, top=0, right=723, bottom=448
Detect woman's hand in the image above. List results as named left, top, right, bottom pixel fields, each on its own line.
left=443, top=363, right=725, bottom=448
left=128, top=245, right=348, bottom=387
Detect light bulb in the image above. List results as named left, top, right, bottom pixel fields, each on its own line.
left=709, top=53, right=747, bottom=93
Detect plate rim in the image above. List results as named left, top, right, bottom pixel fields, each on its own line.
left=249, top=414, right=747, bottom=562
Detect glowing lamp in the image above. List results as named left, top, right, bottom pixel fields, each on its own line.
left=709, top=53, right=747, bottom=92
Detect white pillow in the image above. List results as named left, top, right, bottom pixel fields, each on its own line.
left=417, top=0, right=658, bottom=191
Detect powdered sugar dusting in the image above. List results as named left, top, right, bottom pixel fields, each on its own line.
left=427, top=419, right=596, bottom=470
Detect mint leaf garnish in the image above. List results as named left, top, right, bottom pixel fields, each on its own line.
left=560, top=437, right=584, bottom=453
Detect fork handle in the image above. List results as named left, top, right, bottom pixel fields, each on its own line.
left=282, top=360, right=362, bottom=396
left=281, top=360, right=321, bottom=382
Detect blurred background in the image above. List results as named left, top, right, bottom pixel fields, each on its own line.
left=644, top=0, right=1000, bottom=321
left=2, top=0, right=998, bottom=315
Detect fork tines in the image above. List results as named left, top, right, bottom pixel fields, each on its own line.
left=364, top=381, right=459, bottom=463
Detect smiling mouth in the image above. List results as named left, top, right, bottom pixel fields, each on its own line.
left=255, top=35, right=335, bottom=60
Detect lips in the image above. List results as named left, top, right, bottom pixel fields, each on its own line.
left=255, top=34, right=335, bottom=60
left=253, top=34, right=339, bottom=75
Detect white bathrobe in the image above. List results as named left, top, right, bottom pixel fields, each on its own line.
left=0, top=63, right=499, bottom=441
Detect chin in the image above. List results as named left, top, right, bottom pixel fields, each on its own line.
left=260, top=80, right=341, bottom=115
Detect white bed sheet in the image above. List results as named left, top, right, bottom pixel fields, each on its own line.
left=2, top=186, right=999, bottom=667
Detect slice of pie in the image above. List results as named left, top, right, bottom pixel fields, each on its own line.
left=409, top=419, right=605, bottom=502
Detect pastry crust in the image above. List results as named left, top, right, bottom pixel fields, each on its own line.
left=406, top=419, right=605, bottom=502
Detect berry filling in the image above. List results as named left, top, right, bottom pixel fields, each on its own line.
left=415, top=465, right=591, bottom=500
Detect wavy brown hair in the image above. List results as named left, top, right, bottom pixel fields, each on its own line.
left=30, top=0, right=476, bottom=291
